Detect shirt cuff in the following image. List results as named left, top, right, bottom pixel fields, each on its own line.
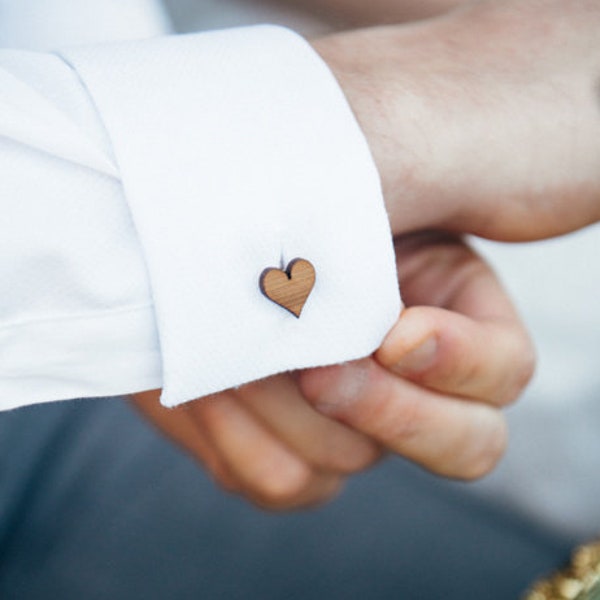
left=59, top=25, right=401, bottom=407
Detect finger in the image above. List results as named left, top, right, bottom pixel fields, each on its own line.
left=130, top=390, right=239, bottom=491
left=239, top=374, right=382, bottom=474
left=375, top=306, right=535, bottom=406
left=299, top=358, right=508, bottom=480
left=376, top=233, right=535, bottom=405
left=188, top=391, right=344, bottom=510
left=394, top=231, right=520, bottom=321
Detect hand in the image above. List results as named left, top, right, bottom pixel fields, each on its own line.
left=314, top=0, right=600, bottom=241
left=131, top=379, right=382, bottom=511
left=132, top=228, right=534, bottom=505
left=299, top=231, right=534, bottom=479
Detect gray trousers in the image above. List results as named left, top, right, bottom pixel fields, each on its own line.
left=0, top=398, right=573, bottom=599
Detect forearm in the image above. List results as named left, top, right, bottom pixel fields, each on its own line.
left=313, top=0, right=600, bottom=240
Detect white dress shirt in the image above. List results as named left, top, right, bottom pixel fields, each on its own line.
left=0, top=0, right=401, bottom=410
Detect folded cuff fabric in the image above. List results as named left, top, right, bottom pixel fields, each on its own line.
left=61, top=26, right=401, bottom=407
left=2, top=26, right=401, bottom=409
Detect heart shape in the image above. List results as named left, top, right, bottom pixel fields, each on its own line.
left=259, top=258, right=316, bottom=318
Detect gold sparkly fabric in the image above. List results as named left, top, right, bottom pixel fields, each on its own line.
left=524, top=541, right=600, bottom=600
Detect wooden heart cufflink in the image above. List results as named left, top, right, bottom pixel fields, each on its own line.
left=259, top=258, right=316, bottom=318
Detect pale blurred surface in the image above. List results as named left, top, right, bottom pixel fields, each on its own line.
left=166, top=0, right=329, bottom=35
left=0, top=0, right=172, bottom=49
left=472, top=228, right=600, bottom=538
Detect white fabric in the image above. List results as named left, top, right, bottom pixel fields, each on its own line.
left=0, top=5, right=400, bottom=409
left=60, top=27, right=400, bottom=407
left=0, top=50, right=163, bottom=408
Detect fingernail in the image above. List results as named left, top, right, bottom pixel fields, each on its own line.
left=390, top=336, right=437, bottom=376
left=313, top=360, right=370, bottom=415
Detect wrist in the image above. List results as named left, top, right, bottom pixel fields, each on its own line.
left=314, top=3, right=600, bottom=241
left=312, top=24, right=453, bottom=236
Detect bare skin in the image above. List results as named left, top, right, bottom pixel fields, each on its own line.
left=266, top=0, right=465, bottom=28
left=314, top=0, right=600, bottom=240
left=133, top=0, right=600, bottom=510
left=133, top=229, right=528, bottom=509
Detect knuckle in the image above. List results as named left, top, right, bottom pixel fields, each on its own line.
left=299, top=476, right=345, bottom=510
left=500, top=333, right=537, bottom=406
left=249, top=459, right=313, bottom=508
left=345, top=367, right=427, bottom=449
left=460, top=417, right=508, bottom=481
left=301, top=360, right=374, bottom=417
left=453, top=356, right=486, bottom=396
left=383, top=393, right=426, bottom=447
left=325, top=442, right=383, bottom=474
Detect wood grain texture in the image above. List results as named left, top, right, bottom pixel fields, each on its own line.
left=259, top=258, right=316, bottom=318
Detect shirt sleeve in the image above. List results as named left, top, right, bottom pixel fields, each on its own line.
left=0, top=26, right=401, bottom=411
